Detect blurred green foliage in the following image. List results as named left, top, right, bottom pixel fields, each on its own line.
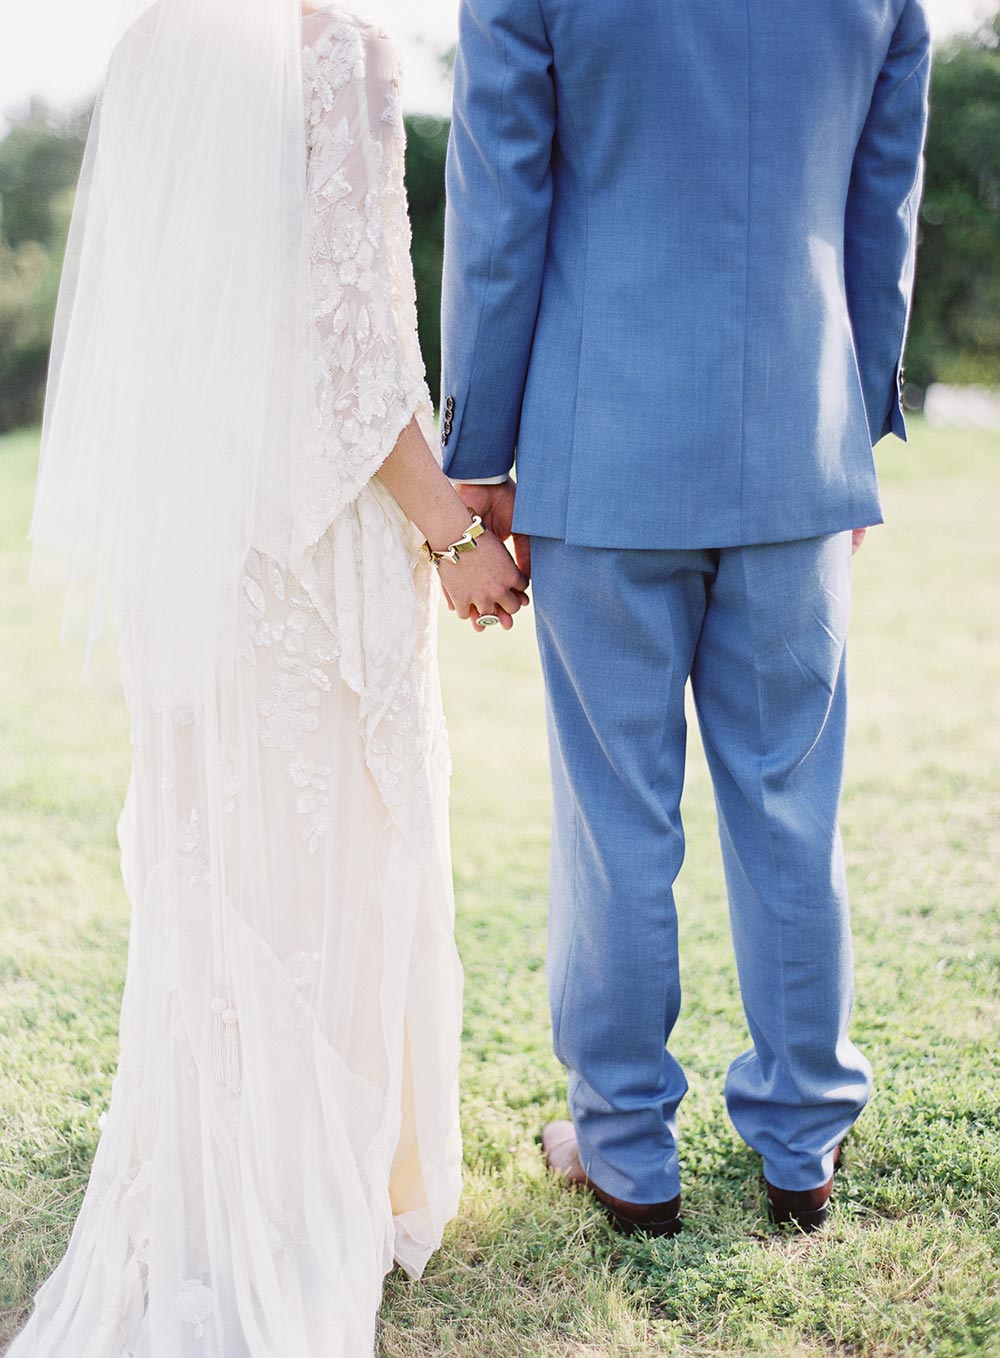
left=0, top=102, right=89, bottom=250
left=0, top=103, right=86, bottom=432
left=2, top=16, right=1000, bottom=433
left=0, top=102, right=449, bottom=432
left=907, top=14, right=1000, bottom=389
left=405, top=114, right=450, bottom=404
left=0, top=232, right=62, bottom=432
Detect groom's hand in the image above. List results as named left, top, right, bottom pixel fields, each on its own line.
left=454, top=479, right=532, bottom=579
left=852, top=528, right=869, bottom=554
left=455, top=479, right=516, bottom=538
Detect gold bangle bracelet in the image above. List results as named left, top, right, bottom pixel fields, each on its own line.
left=423, top=515, right=486, bottom=567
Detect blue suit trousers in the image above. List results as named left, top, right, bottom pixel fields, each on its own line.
left=531, top=532, right=873, bottom=1201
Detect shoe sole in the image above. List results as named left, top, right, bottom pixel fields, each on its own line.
left=767, top=1200, right=829, bottom=1232
left=604, top=1205, right=683, bottom=1238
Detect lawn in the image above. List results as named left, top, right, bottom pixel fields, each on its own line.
left=1, top=422, right=998, bottom=1357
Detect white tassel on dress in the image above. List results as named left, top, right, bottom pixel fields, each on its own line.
left=211, top=996, right=243, bottom=1094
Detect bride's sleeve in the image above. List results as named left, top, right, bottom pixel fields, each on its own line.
left=296, top=35, right=433, bottom=548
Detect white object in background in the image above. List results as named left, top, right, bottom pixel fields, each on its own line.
left=923, top=384, right=1000, bottom=430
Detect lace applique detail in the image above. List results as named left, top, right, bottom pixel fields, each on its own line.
left=302, top=18, right=366, bottom=130
left=284, top=947, right=322, bottom=1000
left=296, top=11, right=430, bottom=548
left=178, top=809, right=211, bottom=886
left=382, top=87, right=402, bottom=127
left=174, top=1280, right=214, bottom=1336
left=260, top=674, right=323, bottom=754
left=221, top=745, right=246, bottom=814
left=266, top=1210, right=309, bottom=1254
left=238, top=553, right=345, bottom=843
left=240, top=552, right=341, bottom=761
left=98, top=1288, right=129, bottom=1327
left=287, top=758, right=333, bottom=853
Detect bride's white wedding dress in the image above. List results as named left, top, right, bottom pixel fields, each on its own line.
left=8, top=10, right=462, bottom=1356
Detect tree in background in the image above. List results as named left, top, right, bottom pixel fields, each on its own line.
left=907, top=13, right=1000, bottom=389
left=0, top=232, right=63, bottom=432
left=405, top=114, right=449, bottom=406
left=0, top=101, right=89, bottom=250
left=3, top=20, right=1000, bottom=435
left=0, top=100, right=449, bottom=434
left=0, top=102, right=87, bottom=431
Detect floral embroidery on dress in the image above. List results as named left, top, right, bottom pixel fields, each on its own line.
left=98, top=1288, right=128, bottom=1327
left=287, top=757, right=333, bottom=853
left=284, top=946, right=322, bottom=998
left=302, top=18, right=366, bottom=129
left=238, top=549, right=347, bottom=840
left=294, top=8, right=430, bottom=549
left=266, top=1210, right=309, bottom=1254
left=178, top=809, right=211, bottom=887
left=260, top=626, right=336, bottom=754
left=174, top=1280, right=214, bottom=1336
left=259, top=674, right=323, bottom=754
left=382, top=87, right=402, bottom=127
left=221, top=744, right=246, bottom=814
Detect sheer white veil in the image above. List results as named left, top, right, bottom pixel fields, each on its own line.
left=30, top=0, right=310, bottom=706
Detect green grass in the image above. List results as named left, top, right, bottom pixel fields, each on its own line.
left=2, top=422, right=999, bottom=1356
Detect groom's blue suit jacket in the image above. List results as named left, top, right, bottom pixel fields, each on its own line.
left=440, top=0, right=930, bottom=548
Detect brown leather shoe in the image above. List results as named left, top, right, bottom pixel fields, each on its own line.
left=765, top=1145, right=842, bottom=1232
left=542, top=1121, right=682, bottom=1237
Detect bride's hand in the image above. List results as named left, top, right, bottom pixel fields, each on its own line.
left=436, top=530, right=530, bottom=632
left=370, top=420, right=529, bottom=630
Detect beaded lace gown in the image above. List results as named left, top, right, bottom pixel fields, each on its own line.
left=8, top=10, right=463, bottom=1356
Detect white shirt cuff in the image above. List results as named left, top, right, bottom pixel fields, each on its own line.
left=449, top=474, right=510, bottom=486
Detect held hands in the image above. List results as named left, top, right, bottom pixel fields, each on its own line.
left=436, top=526, right=530, bottom=632
left=371, top=420, right=527, bottom=629
left=454, top=479, right=532, bottom=580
